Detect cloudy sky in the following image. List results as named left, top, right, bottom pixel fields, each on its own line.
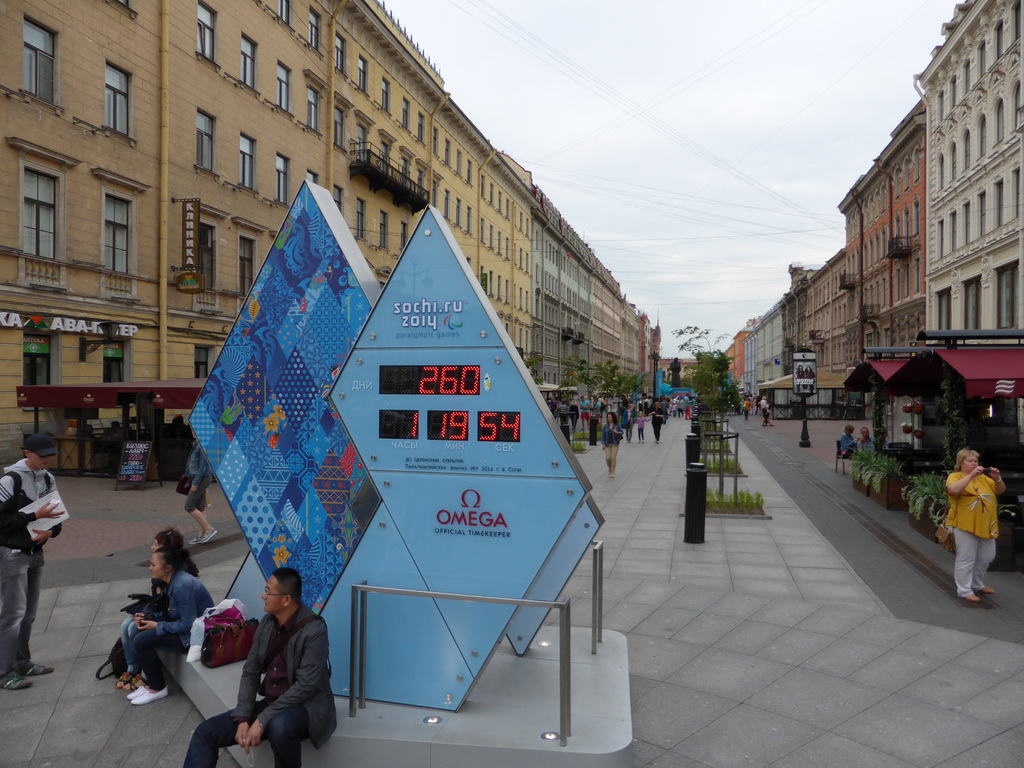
left=382, top=0, right=955, bottom=354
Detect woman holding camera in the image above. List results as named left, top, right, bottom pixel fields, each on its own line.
left=946, top=448, right=1005, bottom=602
left=125, top=545, right=213, bottom=705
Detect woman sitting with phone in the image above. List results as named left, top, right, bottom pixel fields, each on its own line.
left=125, top=545, right=213, bottom=705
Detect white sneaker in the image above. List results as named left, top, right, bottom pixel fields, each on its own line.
left=127, top=686, right=148, bottom=701
left=131, top=687, right=169, bottom=705
left=198, top=527, right=218, bottom=544
left=187, top=531, right=203, bottom=545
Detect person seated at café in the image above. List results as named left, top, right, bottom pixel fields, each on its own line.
left=839, top=424, right=857, bottom=457
left=856, top=426, right=875, bottom=452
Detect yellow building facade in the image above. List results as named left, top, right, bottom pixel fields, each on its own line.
left=0, top=0, right=535, bottom=453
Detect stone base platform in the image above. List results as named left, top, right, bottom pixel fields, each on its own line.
left=166, top=627, right=632, bottom=768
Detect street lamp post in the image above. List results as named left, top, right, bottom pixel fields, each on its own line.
left=793, top=348, right=816, bottom=449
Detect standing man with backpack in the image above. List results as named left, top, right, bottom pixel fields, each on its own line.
left=0, top=433, right=65, bottom=690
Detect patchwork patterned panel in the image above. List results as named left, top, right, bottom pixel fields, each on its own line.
left=192, top=182, right=381, bottom=611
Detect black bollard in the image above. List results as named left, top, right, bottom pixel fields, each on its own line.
left=685, top=433, right=700, bottom=467
left=589, top=414, right=598, bottom=446
left=683, top=462, right=707, bottom=544
left=690, top=419, right=701, bottom=442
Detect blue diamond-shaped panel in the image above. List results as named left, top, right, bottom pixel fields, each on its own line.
left=192, top=182, right=381, bottom=610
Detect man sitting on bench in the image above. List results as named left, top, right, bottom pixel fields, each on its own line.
left=183, top=567, right=336, bottom=768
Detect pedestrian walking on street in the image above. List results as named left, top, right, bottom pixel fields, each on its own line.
left=636, top=412, right=647, bottom=442
left=621, top=404, right=635, bottom=443
left=945, top=449, right=1005, bottom=602
left=601, top=413, right=624, bottom=478
left=649, top=402, right=665, bottom=444
left=0, top=434, right=64, bottom=691
left=184, top=436, right=217, bottom=545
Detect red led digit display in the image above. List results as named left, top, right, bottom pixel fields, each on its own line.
left=427, top=411, right=470, bottom=441
left=380, top=365, right=480, bottom=395
left=378, top=410, right=419, bottom=439
left=477, top=411, right=521, bottom=442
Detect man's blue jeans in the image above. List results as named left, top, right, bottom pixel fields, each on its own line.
left=184, top=699, right=310, bottom=768
left=0, top=548, right=44, bottom=677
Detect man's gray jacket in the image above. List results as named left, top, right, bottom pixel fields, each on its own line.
left=231, top=604, right=336, bottom=749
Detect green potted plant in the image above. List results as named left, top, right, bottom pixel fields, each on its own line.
left=902, top=473, right=948, bottom=539
left=857, top=452, right=908, bottom=510
left=849, top=450, right=873, bottom=496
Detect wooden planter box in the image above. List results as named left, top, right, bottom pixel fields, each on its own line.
left=908, top=512, right=938, bottom=540
left=852, top=478, right=870, bottom=496
left=870, top=477, right=909, bottom=511
left=990, top=521, right=1017, bottom=572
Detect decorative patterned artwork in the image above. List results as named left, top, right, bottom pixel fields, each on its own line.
left=192, top=182, right=381, bottom=610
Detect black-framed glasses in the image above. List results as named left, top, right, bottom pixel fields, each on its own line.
left=263, top=587, right=287, bottom=596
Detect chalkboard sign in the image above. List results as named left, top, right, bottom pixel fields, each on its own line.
left=115, top=441, right=154, bottom=490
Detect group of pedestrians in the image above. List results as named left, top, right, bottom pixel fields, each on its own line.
left=599, top=396, right=681, bottom=477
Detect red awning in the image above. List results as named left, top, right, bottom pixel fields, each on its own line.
left=881, top=355, right=943, bottom=398
left=936, top=348, right=1024, bottom=398
left=844, top=362, right=873, bottom=392
left=16, top=378, right=205, bottom=410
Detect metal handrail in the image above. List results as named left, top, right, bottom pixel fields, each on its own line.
left=349, top=584, right=573, bottom=746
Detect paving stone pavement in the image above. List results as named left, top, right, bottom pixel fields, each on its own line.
left=4, top=413, right=1024, bottom=767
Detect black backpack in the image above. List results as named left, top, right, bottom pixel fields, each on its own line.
left=95, top=638, right=127, bottom=680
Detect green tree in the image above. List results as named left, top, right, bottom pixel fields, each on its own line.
left=674, top=326, right=738, bottom=417
left=523, top=353, right=542, bottom=384
left=561, top=357, right=594, bottom=395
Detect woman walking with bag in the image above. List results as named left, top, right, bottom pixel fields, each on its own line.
left=946, top=448, right=1005, bottom=602
left=601, top=412, right=624, bottom=478
left=125, top=545, right=213, bottom=705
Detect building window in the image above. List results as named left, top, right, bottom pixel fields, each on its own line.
left=355, top=198, right=366, bottom=238
left=963, top=60, right=970, bottom=92
left=997, top=21, right=1005, bottom=57
left=22, top=169, right=56, bottom=258
left=276, top=63, right=290, bottom=111
left=357, top=56, right=367, bottom=92
left=432, top=128, right=438, bottom=155
left=455, top=197, right=462, bottom=227
left=306, top=86, right=319, bottom=131
left=103, top=195, right=129, bottom=272
left=996, top=179, right=1005, bottom=227
left=104, top=63, right=129, bottom=134
left=278, top=0, right=290, bottom=26
left=308, top=9, right=320, bottom=51
left=979, top=115, right=987, bottom=156
left=1016, top=82, right=1022, bottom=129
left=963, top=201, right=970, bottom=242
left=456, top=149, right=462, bottom=175
left=979, top=41, right=987, bottom=73
left=444, top=138, right=451, bottom=165
left=979, top=190, right=987, bottom=235
left=380, top=78, right=390, bottom=112
left=417, top=112, right=424, bottom=143
left=951, top=75, right=957, bottom=105
left=194, top=346, right=210, bottom=379
left=332, top=185, right=343, bottom=211
left=196, top=111, right=214, bottom=169
left=275, top=154, right=289, bottom=203
left=938, top=219, right=944, bottom=257
left=197, top=2, right=215, bottom=60
left=950, top=210, right=957, bottom=249
left=103, top=342, right=124, bottom=383
left=416, top=169, right=424, bottom=191
left=466, top=205, right=472, bottom=234
left=379, top=210, right=388, bottom=249
left=996, top=100, right=1005, bottom=144
left=23, top=19, right=55, bottom=102
left=443, top=189, right=450, bottom=219
left=239, top=134, right=255, bottom=188
left=963, top=278, right=981, bottom=329
left=239, top=235, right=255, bottom=293
left=938, top=90, right=944, bottom=117
left=466, top=159, right=473, bottom=185
left=23, top=333, right=52, bottom=385
left=997, top=264, right=1018, bottom=328
left=431, top=181, right=438, bottom=207
left=334, top=34, right=345, bottom=73
left=401, top=98, right=410, bottom=130
left=939, top=154, right=945, bottom=187
left=400, top=221, right=408, bottom=249
left=197, top=223, right=215, bottom=285
left=401, top=156, right=410, bottom=179
left=380, top=141, right=390, bottom=164
left=963, top=130, right=971, bottom=168
left=936, top=289, right=951, bottom=330
left=240, top=36, right=256, bottom=88
left=333, top=106, right=344, bottom=147
left=1016, top=1, right=1022, bottom=40
left=950, top=142, right=957, bottom=177
left=306, top=170, right=318, bottom=184
left=1016, top=168, right=1022, bottom=219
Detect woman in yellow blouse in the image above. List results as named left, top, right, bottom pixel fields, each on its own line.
left=945, top=448, right=1005, bottom=602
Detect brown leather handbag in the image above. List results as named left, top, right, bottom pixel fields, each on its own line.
left=200, top=618, right=259, bottom=668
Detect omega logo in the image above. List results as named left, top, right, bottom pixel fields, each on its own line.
left=436, top=489, right=508, bottom=528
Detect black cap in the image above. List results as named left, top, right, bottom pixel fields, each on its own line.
left=24, top=433, right=57, bottom=457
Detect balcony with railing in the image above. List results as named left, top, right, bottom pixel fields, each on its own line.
left=349, top=142, right=429, bottom=212
left=839, top=272, right=856, bottom=290
left=886, top=236, right=912, bottom=259
left=860, top=304, right=880, bottom=319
